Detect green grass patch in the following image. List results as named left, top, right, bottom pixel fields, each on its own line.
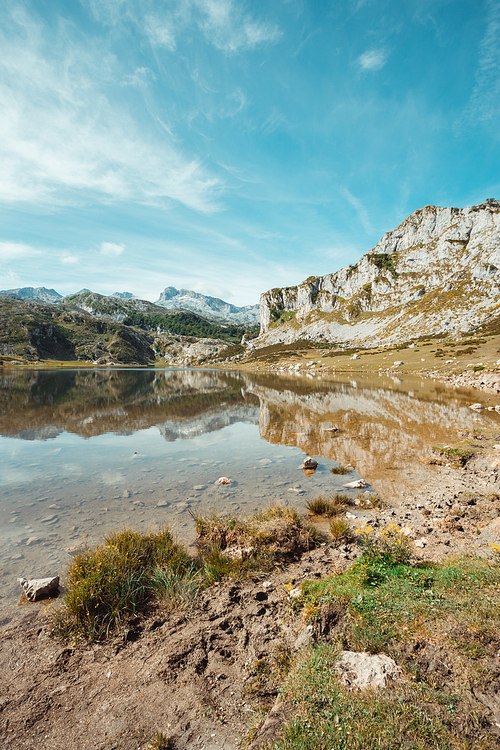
left=273, top=643, right=488, bottom=750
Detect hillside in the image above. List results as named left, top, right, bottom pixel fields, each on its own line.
left=64, top=291, right=256, bottom=342
left=0, top=296, right=243, bottom=366
left=258, top=199, right=500, bottom=348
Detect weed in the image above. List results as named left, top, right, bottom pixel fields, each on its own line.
left=329, top=518, right=356, bottom=547
left=306, top=493, right=352, bottom=517
left=51, top=527, right=193, bottom=642
left=147, top=731, right=175, bottom=750
left=329, top=464, right=351, bottom=475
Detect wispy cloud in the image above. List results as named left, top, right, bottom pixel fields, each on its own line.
left=100, top=242, right=125, bottom=256
left=61, top=255, right=80, bottom=265
left=357, top=49, right=387, bottom=71
left=0, top=6, right=220, bottom=212
left=341, top=188, right=373, bottom=234
left=120, top=66, right=157, bottom=87
left=262, top=107, right=286, bottom=135
left=460, top=0, right=500, bottom=128
left=194, top=0, right=281, bottom=53
left=0, top=241, right=42, bottom=260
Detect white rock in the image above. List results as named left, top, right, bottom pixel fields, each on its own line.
left=18, top=575, right=59, bottom=602
left=302, top=457, right=319, bottom=469
left=221, top=546, right=254, bottom=560
left=414, top=538, right=427, bottom=548
left=350, top=354, right=360, bottom=360
left=218, top=477, right=232, bottom=485
left=289, top=587, right=301, bottom=599
left=344, top=479, right=367, bottom=489
left=393, top=360, right=404, bottom=366
left=469, top=403, right=483, bottom=410
left=335, top=651, right=403, bottom=690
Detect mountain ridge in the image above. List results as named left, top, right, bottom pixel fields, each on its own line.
left=257, top=199, right=500, bottom=348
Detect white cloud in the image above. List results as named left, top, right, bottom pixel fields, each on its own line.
left=145, top=15, right=177, bottom=50
left=341, top=188, right=373, bottom=234
left=0, top=241, right=42, bottom=260
left=100, top=242, right=125, bottom=256
left=357, top=49, right=387, bottom=71
left=0, top=7, right=221, bottom=213
left=61, top=255, right=80, bottom=264
left=120, top=66, right=157, bottom=87
left=195, top=0, right=282, bottom=52
left=460, top=0, right=500, bottom=127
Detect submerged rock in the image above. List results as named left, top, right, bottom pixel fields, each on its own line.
left=18, top=575, right=59, bottom=602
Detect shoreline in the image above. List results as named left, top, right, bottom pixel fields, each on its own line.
left=2, top=434, right=500, bottom=749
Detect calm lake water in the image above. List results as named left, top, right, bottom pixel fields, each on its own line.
left=0, top=367, right=496, bottom=626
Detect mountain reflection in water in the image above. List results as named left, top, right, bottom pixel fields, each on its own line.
left=0, top=367, right=494, bottom=494
left=0, top=367, right=496, bottom=626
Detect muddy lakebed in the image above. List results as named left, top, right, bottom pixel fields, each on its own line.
left=1, top=366, right=498, bottom=628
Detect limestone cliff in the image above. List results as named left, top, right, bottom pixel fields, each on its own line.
left=259, top=200, right=500, bottom=347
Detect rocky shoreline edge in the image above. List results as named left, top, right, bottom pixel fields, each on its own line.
left=2, top=433, right=500, bottom=750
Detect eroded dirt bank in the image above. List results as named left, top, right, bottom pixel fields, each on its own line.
left=2, top=442, right=500, bottom=750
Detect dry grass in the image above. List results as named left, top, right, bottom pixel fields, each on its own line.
left=306, top=493, right=352, bottom=517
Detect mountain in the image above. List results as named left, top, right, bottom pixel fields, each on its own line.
left=258, top=199, right=500, bottom=348
left=64, top=290, right=253, bottom=341
left=0, top=286, right=63, bottom=304
left=112, top=291, right=135, bottom=299
left=155, top=286, right=260, bottom=325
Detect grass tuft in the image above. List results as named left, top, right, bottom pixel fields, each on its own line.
left=306, top=493, right=352, bottom=517
left=329, top=464, right=351, bottom=475
left=51, top=527, right=194, bottom=643
left=329, top=518, right=356, bottom=547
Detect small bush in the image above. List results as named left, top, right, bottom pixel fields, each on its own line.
left=330, top=464, right=351, bottom=475
left=329, top=518, right=356, bottom=547
left=357, top=523, right=413, bottom=568
left=194, top=505, right=320, bottom=568
left=306, top=493, right=352, bottom=517
left=51, top=527, right=194, bottom=642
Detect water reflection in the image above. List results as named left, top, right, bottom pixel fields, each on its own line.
left=0, top=367, right=496, bottom=626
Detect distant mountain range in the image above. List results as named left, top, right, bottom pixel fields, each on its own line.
left=155, top=286, right=259, bottom=325
left=0, top=286, right=259, bottom=326
left=0, top=286, right=63, bottom=304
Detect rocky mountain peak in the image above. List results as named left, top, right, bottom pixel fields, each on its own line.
left=258, top=200, right=500, bottom=348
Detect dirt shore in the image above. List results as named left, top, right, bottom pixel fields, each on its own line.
left=2, top=432, right=500, bottom=750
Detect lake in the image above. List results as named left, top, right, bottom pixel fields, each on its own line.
left=0, top=366, right=495, bottom=627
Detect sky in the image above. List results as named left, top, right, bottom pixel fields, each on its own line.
left=1, top=0, right=500, bottom=306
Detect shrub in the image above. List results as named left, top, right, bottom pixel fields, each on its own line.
left=306, top=493, right=352, bottom=517
left=329, top=518, right=356, bottom=547
left=51, top=527, right=193, bottom=642
left=329, top=464, right=351, bottom=475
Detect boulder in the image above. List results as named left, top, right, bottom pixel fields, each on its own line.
left=335, top=650, right=403, bottom=689
left=344, top=479, right=367, bottom=489
left=218, top=477, right=232, bottom=485
left=302, top=457, right=318, bottom=469
left=18, top=575, right=59, bottom=602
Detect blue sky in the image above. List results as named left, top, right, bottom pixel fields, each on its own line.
left=0, top=0, right=499, bottom=305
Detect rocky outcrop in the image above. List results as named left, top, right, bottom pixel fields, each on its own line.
left=259, top=200, right=500, bottom=347
left=156, top=286, right=260, bottom=325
